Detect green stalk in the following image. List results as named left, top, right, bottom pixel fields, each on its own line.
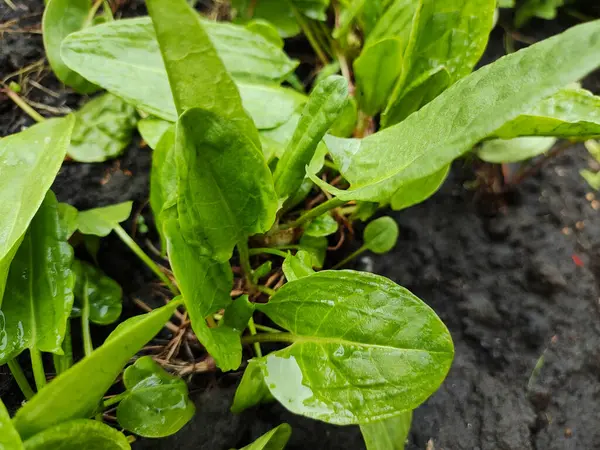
left=247, top=317, right=262, bottom=358
left=331, top=245, right=366, bottom=270
left=247, top=247, right=289, bottom=258
left=282, top=197, right=346, bottom=230
left=7, top=359, right=35, bottom=400
left=83, top=0, right=104, bottom=28
left=102, top=390, right=129, bottom=409
left=81, top=277, right=93, bottom=357
left=256, top=285, right=277, bottom=296
left=53, top=320, right=73, bottom=375
left=113, top=224, right=179, bottom=295
left=291, top=5, right=329, bottom=65
left=241, top=332, right=296, bottom=345
left=30, top=348, right=46, bottom=391
left=4, top=89, right=45, bottom=123
left=255, top=324, right=282, bottom=333
left=237, top=240, right=254, bottom=286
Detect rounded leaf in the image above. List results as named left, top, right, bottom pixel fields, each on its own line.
left=364, top=217, right=399, bottom=254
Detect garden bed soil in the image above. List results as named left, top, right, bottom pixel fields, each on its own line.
left=2, top=1, right=600, bottom=449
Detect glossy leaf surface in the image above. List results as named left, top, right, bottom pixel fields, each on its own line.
left=0, top=191, right=74, bottom=364
left=138, top=117, right=171, bottom=150
left=68, top=93, right=138, bottom=162
left=364, top=217, right=399, bottom=254
left=22, top=419, right=130, bottom=449
left=239, top=423, right=292, bottom=450
left=58, top=203, right=79, bottom=239
left=12, top=301, right=181, bottom=439
left=255, top=271, right=454, bottom=425
left=231, top=359, right=274, bottom=413
left=117, top=356, right=195, bottom=437
left=390, top=165, right=449, bottom=211
left=360, top=411, right=412, bottom=450
left=304, top=214, right=338, bottom=237
left=311, top=20, right=600, bottom=203
left=72, top=260, right=122, bottom=325
left=42, top=0, right=98, bottom=93
left=0, top=399, right=23, bottom=450
left=76, top=202, right=133, bottom=237
left=0, top=117, right=74, bottom=305
left=282, top=250, right=314, bottom=282
left=477, top=137, right=556, bottom=163
left=174, top=108, right=277, bottom=261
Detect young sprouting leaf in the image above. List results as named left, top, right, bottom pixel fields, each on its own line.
left=580, top=169, right=600, bottom=191
left=0, top=191, right=74, bottom=364
left=253, top=261, right=273, bottom=282
left=364, top=216, right=399, bottom=254
left=360, top=411, right=413, bottom=450
left=72, top=260, right=122, bottom=325
left=42, top=0, right=98, bottom=93
left=138, top=117, right=173, bottom=150
left=0, top=399, right=23, bottom=450
left=12, top=300, right=182, bottom=439
left=68, top=93, right=138, bottom=162
left=304, top=214, right=338, bottom=237
left=282, top=250, right=315, bottom=282
left=365, top=0, right=416, bottom=47
left=231, top=359, right=275, bottom=413
left=310, top=20, right=600, bottom=203
left=0, top=116, right=74, bottom=306
left=247, top=19, right=284, bottom=48
left=58, top=202, right=79, bottom=239
left=477, top=137, right=556, bottom=163
left=273, top=75, right=348, bottom=200
left=298, top=235, right=327, bottom=269
left=238, top=423, right=292, bottom=450
left=76, top=201, right=133, bottom=237
left=21, top=419, right=130, bottom=449
left=253, top=271, right=453, bottom=425
left=174, top=108, right=277, bottom=261
left=116, top=356, right=195, bottom=438
left=354, top=38, right=403, bottom=116
left=382, top=0, right=495, bottom=127
left=515, top=0, right=563, bottom=28
left=390, top=165, right=449, bottom=211
left=489, top=88, right=600, bottom=140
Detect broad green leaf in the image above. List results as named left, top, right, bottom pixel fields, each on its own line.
left=282, top=250, right=315, bottom=282
left=364, top=216, right=399, bottom=253
left=0, top=191, right=74, bottom=364
left=12, top=300, right=182, bottom=439
left=390, top=165, right=449, bottom=211
left=0, top=116, right=74, bottom=306
left=231, top=359, right=274, bottom=413
left=310, top=20, right=600, bottom=203
left=304, top=214, right=338, bottom=237
left=515, top=0, right=563, bottom=27
left=117, top=356, right=195, bottom=438
left=61, top=18, right=304, bottom=128
left=490, top=88, right=600, bottom=140
left=58, top=202, right=79, bottom=239
left=174, top=108, right=277, bottom=261
left=477, top=137, right=556, bottom=163
left=239, top=423, right=292, bottom=450
left=298, top=235, right=327, bottom=269
left=382, top=0, right=495, bottom=127
left=138, top=117, right=171, bottom=150
left=365, top=0, right=416, bottom=46
left=68, top=93, right=138, bottom=162
left=580, top=169, right=600, bottom=190
left=42, top=0, right=98, bottom=93
left=0, top=399, right=23, bottom=450
left=354, top=38, right=403, bottom=116
left=76, top=201, right=133, bottom=237
left=22, top=419, right=130, bottom=449
left=255, top=271, right=454, bottom=425
left=72, top=260, right=122, bottom=325
left=274, top=76, right=348, bottom=200
left=150, top=126, right=176, bottom=253
left=360, top=411, right=412, bottom=450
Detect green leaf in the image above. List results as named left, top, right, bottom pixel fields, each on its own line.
left=231, top=359, right=274, bottom=413
left=329, top=97, right=358, bottom=138
left=390, top=165, right=449, bottom=211
left=12, top=300, right=182, bottom=439
left=255, top=270, right=454, bottom=425
left=354, top=38, right=403, bottom=116
left=238, top=423, right=292, bottom=450
left=274, top=75, right=348, bottom=200
left=150, top=126, right=176, bottom=253
left=515, top=0, right=563, bottom=28
left=138, top=117, right=171, bottom=150
left=298, top=235, right=327, bottom=269
left=253, top=261, right=273, bottom=282
left=360, top=411, right=412, bottom=450
left=76, top=202, right=133, bottom=237
left=174, top=108, right=277, bottom=261
left=282, top=250, right=315, bottom=282
left=58, top=202, right=79, bottom=239
left=68, top=93, right=138, bottom=162
left=477, top=137, right=556, bottom=163
left=310, top=20, right=600, bottom=203
left=116, top=356, right=195, bottom=438
left=42, top=0, right=98, bottom=93
left=72, top=260, right=122, bottom=325
left=382, top=0, right=495, bottom=127
left=304, top=214, right=338, bottom=237
left=221, top=295, right=255, bottom=332
left=490, top=88, right=600, bottom=140
left=364, top=216, right=399, bottom=253
left=0, top=116, right=74, bottom=306
left=232, top=0, right=300, bottom=37
left=0, top=399, right=23, bottom=450
left=61, top=18, right=304, bottom=128
left=0, top=191, right=74, bottom=364
left=246, top=19, right=284, bottom=48
left=22, top=419, right=130, bottom=449
left=365, top=0, right=417, bottom=47
left=580, top=169, right=600, bottom=191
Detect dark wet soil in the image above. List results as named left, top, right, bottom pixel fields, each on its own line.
left=2, top=1, right=600, bottom=449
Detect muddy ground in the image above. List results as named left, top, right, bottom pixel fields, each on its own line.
left=2, top=1, right=600, bottom=449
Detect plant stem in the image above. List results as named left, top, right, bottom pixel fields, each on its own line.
left=247, top=248, right=289, bottom=258
left=282, top=197, right=346, bottom=230
left=81, top=277, right=93, bottom=357
left=103, top=390, right=129, bottom=408
left=7, top=359, right=35, bottom=400
left=113, top=224, right=179, bottom=295
left=247, top=317, right=262, bottom=357
left=4, top=89, right=45, bottom=123
left=291, top=7, right=329, bottom=65
left=331, top=246, right=366, bottom=270
left=241, top=332, right=296, bottom=345
left=53, top=320, right=73, bottom=375
left=30, top=348, right=46, bottom=391
left=256, top=285, right=277, bottom=296
left=255, top=324, right=282, bottom=333
left=237, top=240, right=254, bottom=286
left=83, top=0, right=104, bottom=28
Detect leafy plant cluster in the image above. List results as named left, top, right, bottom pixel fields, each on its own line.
left=1, top=0, right=600, bottom=448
